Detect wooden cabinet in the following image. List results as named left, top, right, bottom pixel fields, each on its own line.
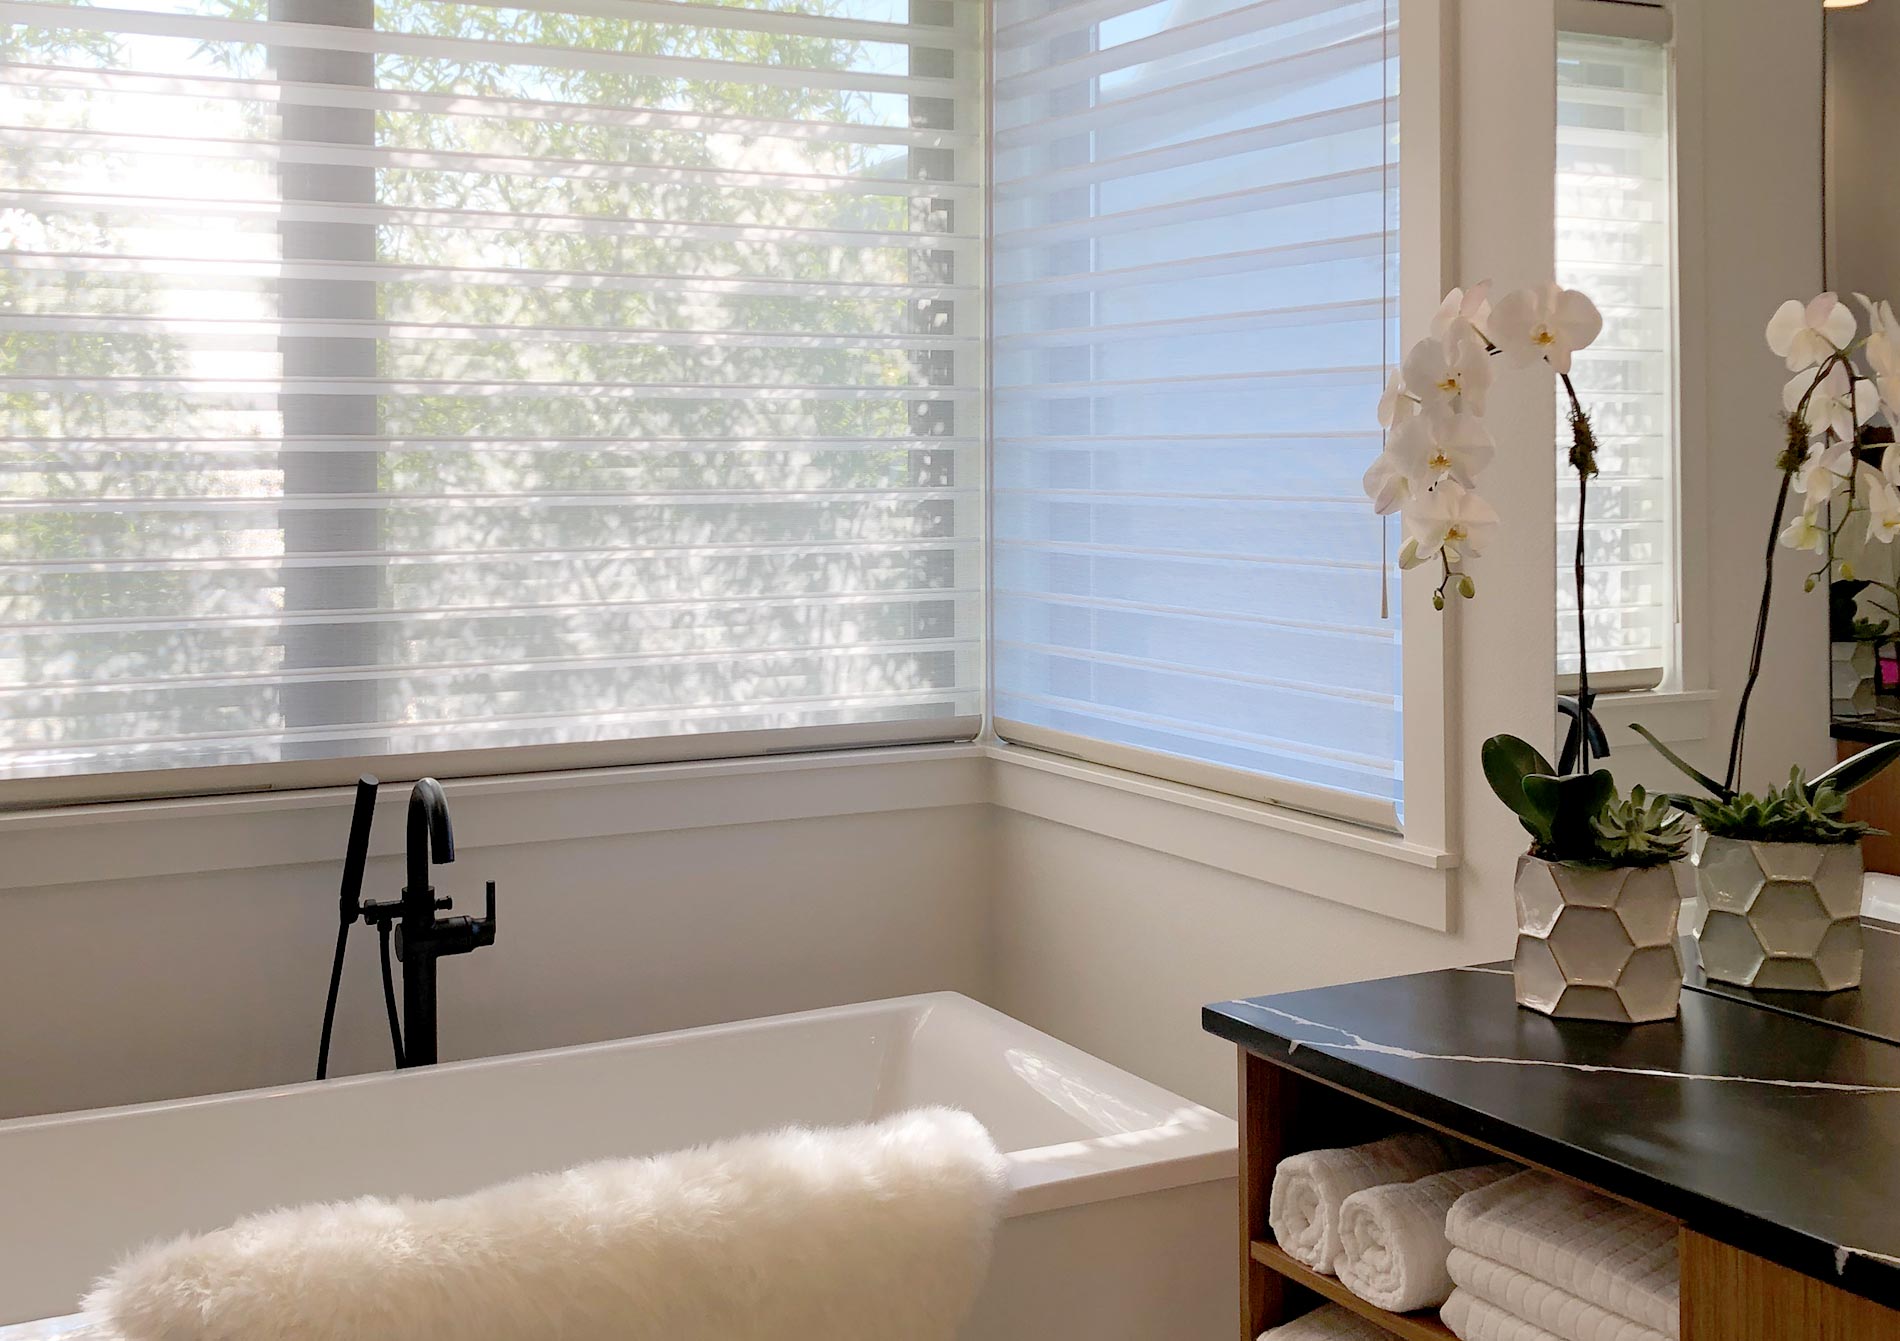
left=1842, top=737, right=1900, bottom=876
left=1234, top=1049, right=1900, bottom=1341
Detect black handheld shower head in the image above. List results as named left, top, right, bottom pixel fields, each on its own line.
left=318, top=775, right=380, bottom=1081
left=339, top=775, right=379, bottom=922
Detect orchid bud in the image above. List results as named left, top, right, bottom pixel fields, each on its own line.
left=1457, top=575, right=1476, bottom=599
left=1805, top=575, right=1818, bottom=593
left=1432, top=591, right=1446, bottom=612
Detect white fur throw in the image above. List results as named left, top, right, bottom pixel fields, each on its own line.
left=85, top=1107, right=1008, bottom=1341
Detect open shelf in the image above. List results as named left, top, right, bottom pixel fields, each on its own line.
left=1249, top=1240, right=1457, bottom=1341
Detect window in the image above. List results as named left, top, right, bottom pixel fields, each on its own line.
left=1556, top=25, right=1676, bottom=692
left=989, top=0, right=1402, bottom=827
left=1, top=0, right=982, bottom=795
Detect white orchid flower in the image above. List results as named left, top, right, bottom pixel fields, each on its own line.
left=1401, top=328, right=1492, bottom=427
left=1785, top=362, right=1878, bottom=442
left=1867, top=479, right=1900, bottom=546
left=1792, top=439, right=1854, bottom=500
left=1401, top=481, right=1500, bottom=567
left=1419, top=413, right=1495, bottom=490
left=1857, top=293, right=1900, bottom=419
left=1780, top=504, right=1830, bottom=555
left=1429, top=281, right=1493, bottom=343
left=1766, top=293, right=1856, bottom=371
left=1376, top=370, right=1417, bottom=429
left=1487, top=284, right=1603, bottom=374
left=1362, top=418, right=1432, bottom=515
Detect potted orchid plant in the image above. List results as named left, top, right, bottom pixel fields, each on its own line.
left=1364, top=282, right=1690, bottom=1023
left=1629, top=294, right=1900, bottom=993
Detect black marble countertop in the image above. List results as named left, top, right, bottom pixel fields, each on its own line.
left=1205, top=967, right=1900, bottom=1311
left=1832, top=715, right=1900, bottom=745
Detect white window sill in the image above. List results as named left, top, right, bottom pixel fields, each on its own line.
left=0, top=744, right=991, bottom=893
left=983, top=743, right=1457, bottom=931
left=1589, top=688, right=1718, bottom=748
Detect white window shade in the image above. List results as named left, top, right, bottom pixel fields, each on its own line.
left=1557, top=30, right=1674, bottom=690
left=0, top=0, right=983, bottom=793
left=989, top=0, right=1401, bottom=827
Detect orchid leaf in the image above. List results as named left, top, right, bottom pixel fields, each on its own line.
left=1482, top=734, right=1557, bottom=844
left=1523, top=770, right=1616, bottom=863
left=1629, top=723, right=1733, bottom=801
left=1808, top=738, right=1900, bottom=797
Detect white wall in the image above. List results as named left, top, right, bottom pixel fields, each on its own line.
left=0, top=794, right=993, bottom=1119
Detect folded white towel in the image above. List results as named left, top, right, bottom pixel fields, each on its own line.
left=1444, top=1171, right=1679, bottom=1337
left=1333, top=1164, right=1518, bottom=1311
left=85, top=1108, right=1007, bottom=1341
left=1448, top=1249, right=1670, bottom=1341
left=1258, top=1302, right=1398, bottom=1340
left=1269, top=1133, right=1456, bottom=1272
left=1444, top=1287, right=1562, bottom=1341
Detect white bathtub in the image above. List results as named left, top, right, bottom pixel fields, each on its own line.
left=0, top=992, right=1237, bottom=1338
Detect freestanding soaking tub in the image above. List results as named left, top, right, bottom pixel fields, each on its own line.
left=0, top=992, right=1238, bottom=1339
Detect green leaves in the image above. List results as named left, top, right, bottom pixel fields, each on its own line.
left=1592, top=786, right=1690, bottom=865
left=1482, top=734, right=1681, bottom=867
left=1482, top=734, right=1556, bottom=843
left=1628, top=723, right=1734, bottom=801
left=1808, top=738, right=1900, bottom=797
left=1686, top=766, right=1881, bottom=845
left=1524, top=770, right=1617, bottom=862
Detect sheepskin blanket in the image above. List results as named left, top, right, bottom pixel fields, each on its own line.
left=85, top=1107, right=1008, bottom=1341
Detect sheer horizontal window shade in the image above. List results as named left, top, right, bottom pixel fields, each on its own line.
left=0, top=0, right=982, bottom=788
left=1556, top=30, right=1673, bottom=688
left=990, top=0, right=1401, bottom=827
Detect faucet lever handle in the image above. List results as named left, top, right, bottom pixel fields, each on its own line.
left=474, top=880, right=497, bottom=949
left=431, top=881, right=497, bottom=957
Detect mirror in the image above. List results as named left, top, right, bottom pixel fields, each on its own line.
left=1824, top=2, right=1900, bottom=735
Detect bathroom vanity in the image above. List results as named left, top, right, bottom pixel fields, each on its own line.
left=1204, top=960, right=1900, bottom=1340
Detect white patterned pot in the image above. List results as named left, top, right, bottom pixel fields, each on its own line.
left=1692, top=836, right=1863, bottom=992
left=1513, top=856, right=1683, bottom=1023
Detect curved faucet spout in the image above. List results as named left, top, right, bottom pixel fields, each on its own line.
left=406, top=777, right=455, bottom=899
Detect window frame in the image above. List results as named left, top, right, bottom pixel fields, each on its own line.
left=1555, top=0, right=1712, bottom=723
left=981, top=0, right=1455, bottom=841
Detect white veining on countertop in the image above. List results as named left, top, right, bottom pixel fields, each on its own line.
left=1219, top=998, right=1900, bottom=1095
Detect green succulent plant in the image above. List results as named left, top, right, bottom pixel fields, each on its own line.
left=1592, top=786, right=1692, bottom=865
left=1482, top=735, right=1687, bottom=868
left=1632, top=726, right=1900, bottom=846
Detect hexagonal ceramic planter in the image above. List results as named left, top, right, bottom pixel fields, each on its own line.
left=1513, top=855, right=1683, bottom=1023
left=1691, top=836, right=1863, bottom=992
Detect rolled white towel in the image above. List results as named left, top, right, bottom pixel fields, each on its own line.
left=1269, top=1133, right=1456, bottom=1272
left=1444, top=1287, right=1562, bottom=1341
left=1444, top=1171, right=1678, bottom=1337
left=1332, top=1164, right=1519, bottom=1311
left=1448, top=1249, right=1670, bottom=1341
left=85, top=1108, right=1007, bottom=1341
left=1259, top=1302, right=1398, bottom=1340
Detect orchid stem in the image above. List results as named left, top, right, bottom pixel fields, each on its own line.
left=1725, top=352, right=1844, bottom=793
left=1559, top=370, right=1594, bottom=776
